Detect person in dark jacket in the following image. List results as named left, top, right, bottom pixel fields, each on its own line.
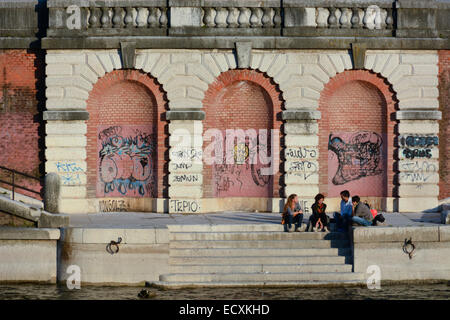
left=351, top=195, right=373, bottom=226
left=309, top=193, right=330, bottom=232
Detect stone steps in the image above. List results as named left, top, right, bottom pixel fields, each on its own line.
left=169, top=239, right=350, bottom=249
left=169, top=263, right=353, bottom=274
left=149, top=280, right=365, bottom=289
left=160, top=272, right=364, bottom=282
left=152, top=224, right=358, bottom=288
left=170, top=231, right=348, bottom=241
left=169, top=255, right=349, bottom=265
left=170, top=247, right=352, bottom=257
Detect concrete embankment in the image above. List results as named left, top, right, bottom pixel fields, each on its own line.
left=1, top=212, right=450, bottom=287
left=353, top=225, right=450, bottom=281
left=0, top=227, right=60, bottom=283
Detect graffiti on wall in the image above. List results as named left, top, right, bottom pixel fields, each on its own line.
left=55, top=161, right=84, bottom=185
left=400, top=160, right=437, bottom=184
left=97, top=125, right=157, bottom=198
left=400, top=135, right=438, bottom=160
left=169, top=199, right=200, bottom=213
left=213, top=135, right=272, bottom=197
left=328, top=131, right=385, bottom=197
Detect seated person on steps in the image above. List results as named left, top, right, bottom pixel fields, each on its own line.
left=281, top=194, right=304, bottom=232
left=309, top=193, right=330, bottom=232
left=351, top=195, right=374, bottom=227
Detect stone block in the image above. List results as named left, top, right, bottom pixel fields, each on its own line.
left=46, top=98, right=86, bottom=110
left=168, top=185, right=202, bottom=198
left=46, top=135, right=86, bottom=147
left=398, top=120, right=439, bottom=134
left=169, top=161, right=203, bottom=173
left=46, top=121, right=87, bottom=135
left=398, top=184, right=439, bottom=197
left=303, top=64, right=329, bottom=83
left=282, top=110, right=321, bottom=121
left=169, top=121, right=203, bottom=134
left=399, top=172, right=439, bottom=184
left=353, top=225, right=439, bottom=243
left=0, top=195, right=41, bottom=222
left=235, top=41, right=252, bottom=69
left=46, top=75, right=93, bottom=92
left=60, top=185, right=86, bottom=199
left=38, top=211, right=69, bottom=228
left=400, top=53, right=438, bottom=65
left=0, top=227, right=60, bottom=240
left=399, top=98, right=439, bottom=109
left=43, top=111, right=89, bottom=121
left=155, top=228, right=169, bottom=244
left=45, top=148, right=86, bottom=161
left=398, top=197, right=439, bottom=212
left=46, top=87, right=64, bottom=98
left=380, top=54, right=400, bottom=78
left=285, top=134, right=318, bottom=147
left=169, top=173, right=203, bottom=185
left=441, top=226, right=450, bottom=239
left=284, top=185, right=319, bottom=197
left=284, top=121, right=318, bottom=135
left=284, top=172, right=319, bottom=184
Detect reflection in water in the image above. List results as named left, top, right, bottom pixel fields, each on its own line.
left=0, top=283, right=449, bottom=300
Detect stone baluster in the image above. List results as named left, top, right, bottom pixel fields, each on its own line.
left=159, top=8, right=168, bottom=28
left=351, top=7, right=361, bottom=29
left=340, top=8, right=352, bottom=28
left=112, top=7, right=124, bottom=28
left=88, top=6, right=101, bottom=28
left=273, top=8, right=282, bottom=27
left=261, top=8, right=273, bottom=28
left=238, top=7, right=251, bottom=28
left=124, top=7, right=134, bottom=28
left=250, top=7, right=263, bottom=28
left=316, top=8, right=329, bottom=28
left=100, top=7, right=111, bottom=28
left=148, top=8, right=159, bottom=28
left=215, top=7, right=228, bottom=28
left=328, top=7, right=338, bottom=28
left=227, top=7, right=239, bottom=28
left=136, top=7, right=148, bottom=28
left=203, top=8, right=216, bottom=27
left=386, top=8, right=394, bottom=29
left=374, top=7, right=382, bottom=29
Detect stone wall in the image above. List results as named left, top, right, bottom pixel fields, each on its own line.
left=353, top=226, right=450, bottom=281
left=43, top=49, right=442, bottom=213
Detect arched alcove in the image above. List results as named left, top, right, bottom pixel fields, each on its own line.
left=318, top=70, right=397, bottom=202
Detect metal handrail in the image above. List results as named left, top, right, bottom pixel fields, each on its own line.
left=0, top=166, right=41, bottom=200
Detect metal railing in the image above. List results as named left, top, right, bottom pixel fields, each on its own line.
left=0, top=166, right=41, bottom=200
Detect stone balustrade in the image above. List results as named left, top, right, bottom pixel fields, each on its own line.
left=201, top=7, right=282, bottom=29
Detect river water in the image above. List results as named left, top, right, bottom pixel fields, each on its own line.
left=0, top=283, right=449, bottom=300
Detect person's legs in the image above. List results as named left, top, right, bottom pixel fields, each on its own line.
left=284, top=214, right=293, bottom=232
left=309, top=215, right=317, bottom=232
left=294, top=213, right=303, bottom=230
left=334, top=212, right=343, bottom=231
left=352, top=216, right=372, bottom=226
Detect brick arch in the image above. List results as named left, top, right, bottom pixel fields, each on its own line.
left=318, top=69, right=398, bottom=200
left=86, top=69, right=168, bottom=200
left=202, top=69, right=284, bottom=202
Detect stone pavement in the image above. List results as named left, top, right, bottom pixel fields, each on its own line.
left=68, top=211, right=443, bottom=229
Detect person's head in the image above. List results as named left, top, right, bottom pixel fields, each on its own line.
left=284, top=194, right=297, bottom=212
left=315, top=193, right=325, bottom=205
left=340, top=190, right=350, bottom=202
left=352, top=195, right=360, bottom=205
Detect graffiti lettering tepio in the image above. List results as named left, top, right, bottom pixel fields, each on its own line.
left=328, top=131, right=383, bottom=185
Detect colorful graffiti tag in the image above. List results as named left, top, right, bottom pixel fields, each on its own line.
left=97, top=125, right=157, bottom=198
left=328, top=131, right=385, bottom=197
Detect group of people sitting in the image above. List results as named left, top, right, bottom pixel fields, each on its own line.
left=281, top=190, right=385, bottom=233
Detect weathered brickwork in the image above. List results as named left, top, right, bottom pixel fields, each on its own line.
left=0, top=50, right=44, bottom=199
left=202, top=69, right=283, bottom=200
left=438, top=50, right=449, bottom=200
left=318, top=70, right=397, bottom=200
left=43, top=49, right=441, bottom=213
left=86, top=70, right=168, bottom=201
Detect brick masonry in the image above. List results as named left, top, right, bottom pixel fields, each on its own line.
left=438, top=50, right=449, bottom=200
left=202, top=69, right=283, bottom=199
left=0, top=50, right=44, bottom=199
left=86, top=70, right=168, bottom=200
